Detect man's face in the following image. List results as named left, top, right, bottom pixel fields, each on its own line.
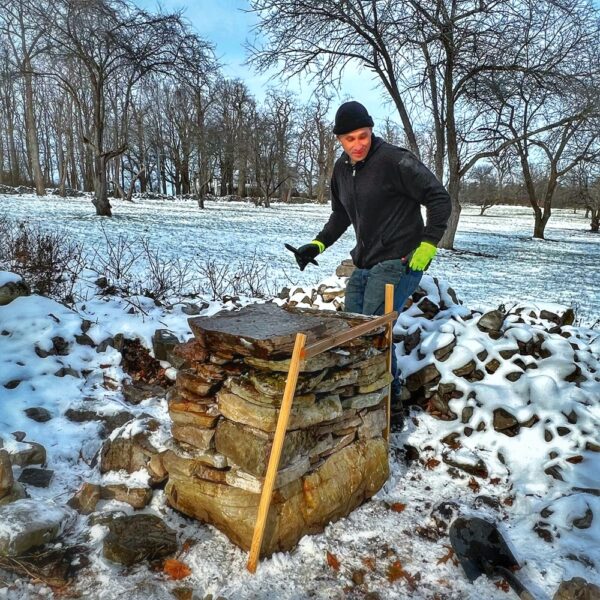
left=337, top=127, right=372, bottom=163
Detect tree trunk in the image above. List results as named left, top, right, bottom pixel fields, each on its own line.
left=23, top=61, right=45, bottom=196
left=591, top=210, right=599, bottom=232
left=92, top=155, right=111, bottom=216
left=533, top=210, right=550, bottom=239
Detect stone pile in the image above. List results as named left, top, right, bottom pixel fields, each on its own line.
left=163, top=302, right=391, bottom=556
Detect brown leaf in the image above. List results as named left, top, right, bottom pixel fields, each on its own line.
left=436, top=545, right=455, bottom=565
left=326, top=551, right=340, bottom=571
left=495, top=579, right=510, bottom=592
left=503, top=496, right=514, bottom=506
left=387, top=559, right=405, bottom=582
left=362, top=557, right=376, bottom=571
left=424, top=457, right=440, bottom=470
left=468, top=477, right=480, bottom=493
left=163, top=559, right=192, bottom=580
left=390, top=502, right=407, bottom=513
left=490, top=477, right=501, bottom=485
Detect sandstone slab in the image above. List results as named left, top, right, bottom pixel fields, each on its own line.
left=166, top=438, right=388, bottom=557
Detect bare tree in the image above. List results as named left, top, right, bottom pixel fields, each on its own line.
left=38, top=0, right=190, bottom=215
left=249, top=0, right=600, bottom=249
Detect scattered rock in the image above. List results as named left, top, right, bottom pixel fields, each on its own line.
left=0, top=276, right=30, bottom=305
left=122, top=382, right=166, bottom=405
left=0, top=499, right=72, bottom=556
left=102, top=514, right=177, bottom=566
left=24, top=407, right=52, bottom=423
left=0, top=450, right=14, bottom=498
left=553, top=577, right=600, bottom=600
left=152, top=329, right=180, bottom=361
left=18, top=468, right=54, bottom=488
left=68, top=483, right=102, bottom=515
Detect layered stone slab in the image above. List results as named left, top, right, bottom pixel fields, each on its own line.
left=165, top=438, right=388, bottom=557
left=164, top=303, right=391, bottom=557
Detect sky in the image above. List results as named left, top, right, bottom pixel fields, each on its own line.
left=136, top=0, right=398, bottom=125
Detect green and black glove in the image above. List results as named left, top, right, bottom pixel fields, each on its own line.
left=290, top=240, right=325, bottom=271
left=409, top=241, right=437, bottom=271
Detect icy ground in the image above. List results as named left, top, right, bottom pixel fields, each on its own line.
left=0, top=194, right=599, bottom=599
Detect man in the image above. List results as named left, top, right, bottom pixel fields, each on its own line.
left=289, top=100, right=451, bottom=407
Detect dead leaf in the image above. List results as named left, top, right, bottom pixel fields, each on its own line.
left=490, top=477, right=501, bottom=485
left=503, top=496, right=514, bottom=506
left=424, top=458, right=440, bottom=470
left=163, top=559, right=191, bottom=580
left=387, top=560, right=404, bottom=582
left=494, top=578, right=510, bottom=592
left=326, top=551, right=340, bottom=572
left=468, top=477, right=480, bottom=493
left=390, top=502, right=407, bottom=513
left=436, top=545, right=456, bottom=565
left=362, top=556, right=376, bottom=571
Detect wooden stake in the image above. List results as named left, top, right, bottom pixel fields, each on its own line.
left=247, top=332, right=307, bottom=573
left=384, top=283, right=394, bottom=441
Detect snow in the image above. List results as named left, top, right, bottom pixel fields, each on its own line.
left=0, top=271, right=22, bottom=286
left=0, top=194, right=598, bottom=598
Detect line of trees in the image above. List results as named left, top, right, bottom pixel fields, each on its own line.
left=249, top=0, right=600, bottom=243
left=1, top=0, right=599, bottom=240
left=0, top=0, right=339, bottom=215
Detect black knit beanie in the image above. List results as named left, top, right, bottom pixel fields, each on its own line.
left=333, top=101, right=374, bottom=135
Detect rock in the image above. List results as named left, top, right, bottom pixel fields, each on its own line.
left=152, top=328, right=180, bottom=361
left=225, top=376, right=316, bottom=408
left=493, top=408, right=520, bottom=435
left=214, top=418, right=318, bottom=478
left=181, top=302, right=207, bottom=316
left=18, top=468, right=54, bottom=488
left=122, top=382, right=166, bottom=405
left=452, top=359, right=476, bottom=378
left=7, top=441, right=46, bottom=467
left=0, top=499, right=72, bottom=556
left=217, top=390, right=343, bottom=433
left=161, top=446, right=228, bottom=475
left=335, top=259, right=355, bottom=278
left=169, top=400, right=220, bottom=429
left=405, top=364, right=441, bottom=391
left=477, top=310, right=505, bottom=333
left=172, top=424, right=216, bottom=450
left=442, top=450, right=488, bottom=478
left=68, top=483, right=101, bottom=515
left=225, top=457, right=311, bottom=493
left=358, top=408, right=387, bottom=440
left=103, top=514, right=177, bottom=566
left=0, top=482, right=28, bottom=506
left=0, top=276, right=30, bottom=305
left=188, top=303, right=352, bottom=359
left=553, top=577, right=600, bottom=600
left=572, top=506, right=593, bottom=529
left=24, top=407, right=52, bottom=423
left=100, top=421, right=159, bottom=477
left=100, top=485, right=153, bottom=509
left=0, top=450, right=14, bottom=498
left=434, top=338, right=457, bottom=361
left=166, top=438, right=388, bottom=557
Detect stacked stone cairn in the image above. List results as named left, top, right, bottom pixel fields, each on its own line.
left=163, top=303, right=391, bottom=556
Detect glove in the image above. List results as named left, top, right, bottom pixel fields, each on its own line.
left=294, top=241, right=324, bottom=271
left=409, top=241, right=437, bottom=271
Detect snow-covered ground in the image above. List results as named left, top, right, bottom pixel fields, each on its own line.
left=1, top=193, right=599, bottom=324
left=0, top=193, right=599, bottom=599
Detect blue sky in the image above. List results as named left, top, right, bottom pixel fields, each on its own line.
left=136, top=0, right=396, bottom=125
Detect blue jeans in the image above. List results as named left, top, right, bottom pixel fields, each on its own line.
left=345, top=259, right=423, bottom=398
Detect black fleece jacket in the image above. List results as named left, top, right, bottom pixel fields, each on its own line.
left=315, top=136, right=451, bottom=269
